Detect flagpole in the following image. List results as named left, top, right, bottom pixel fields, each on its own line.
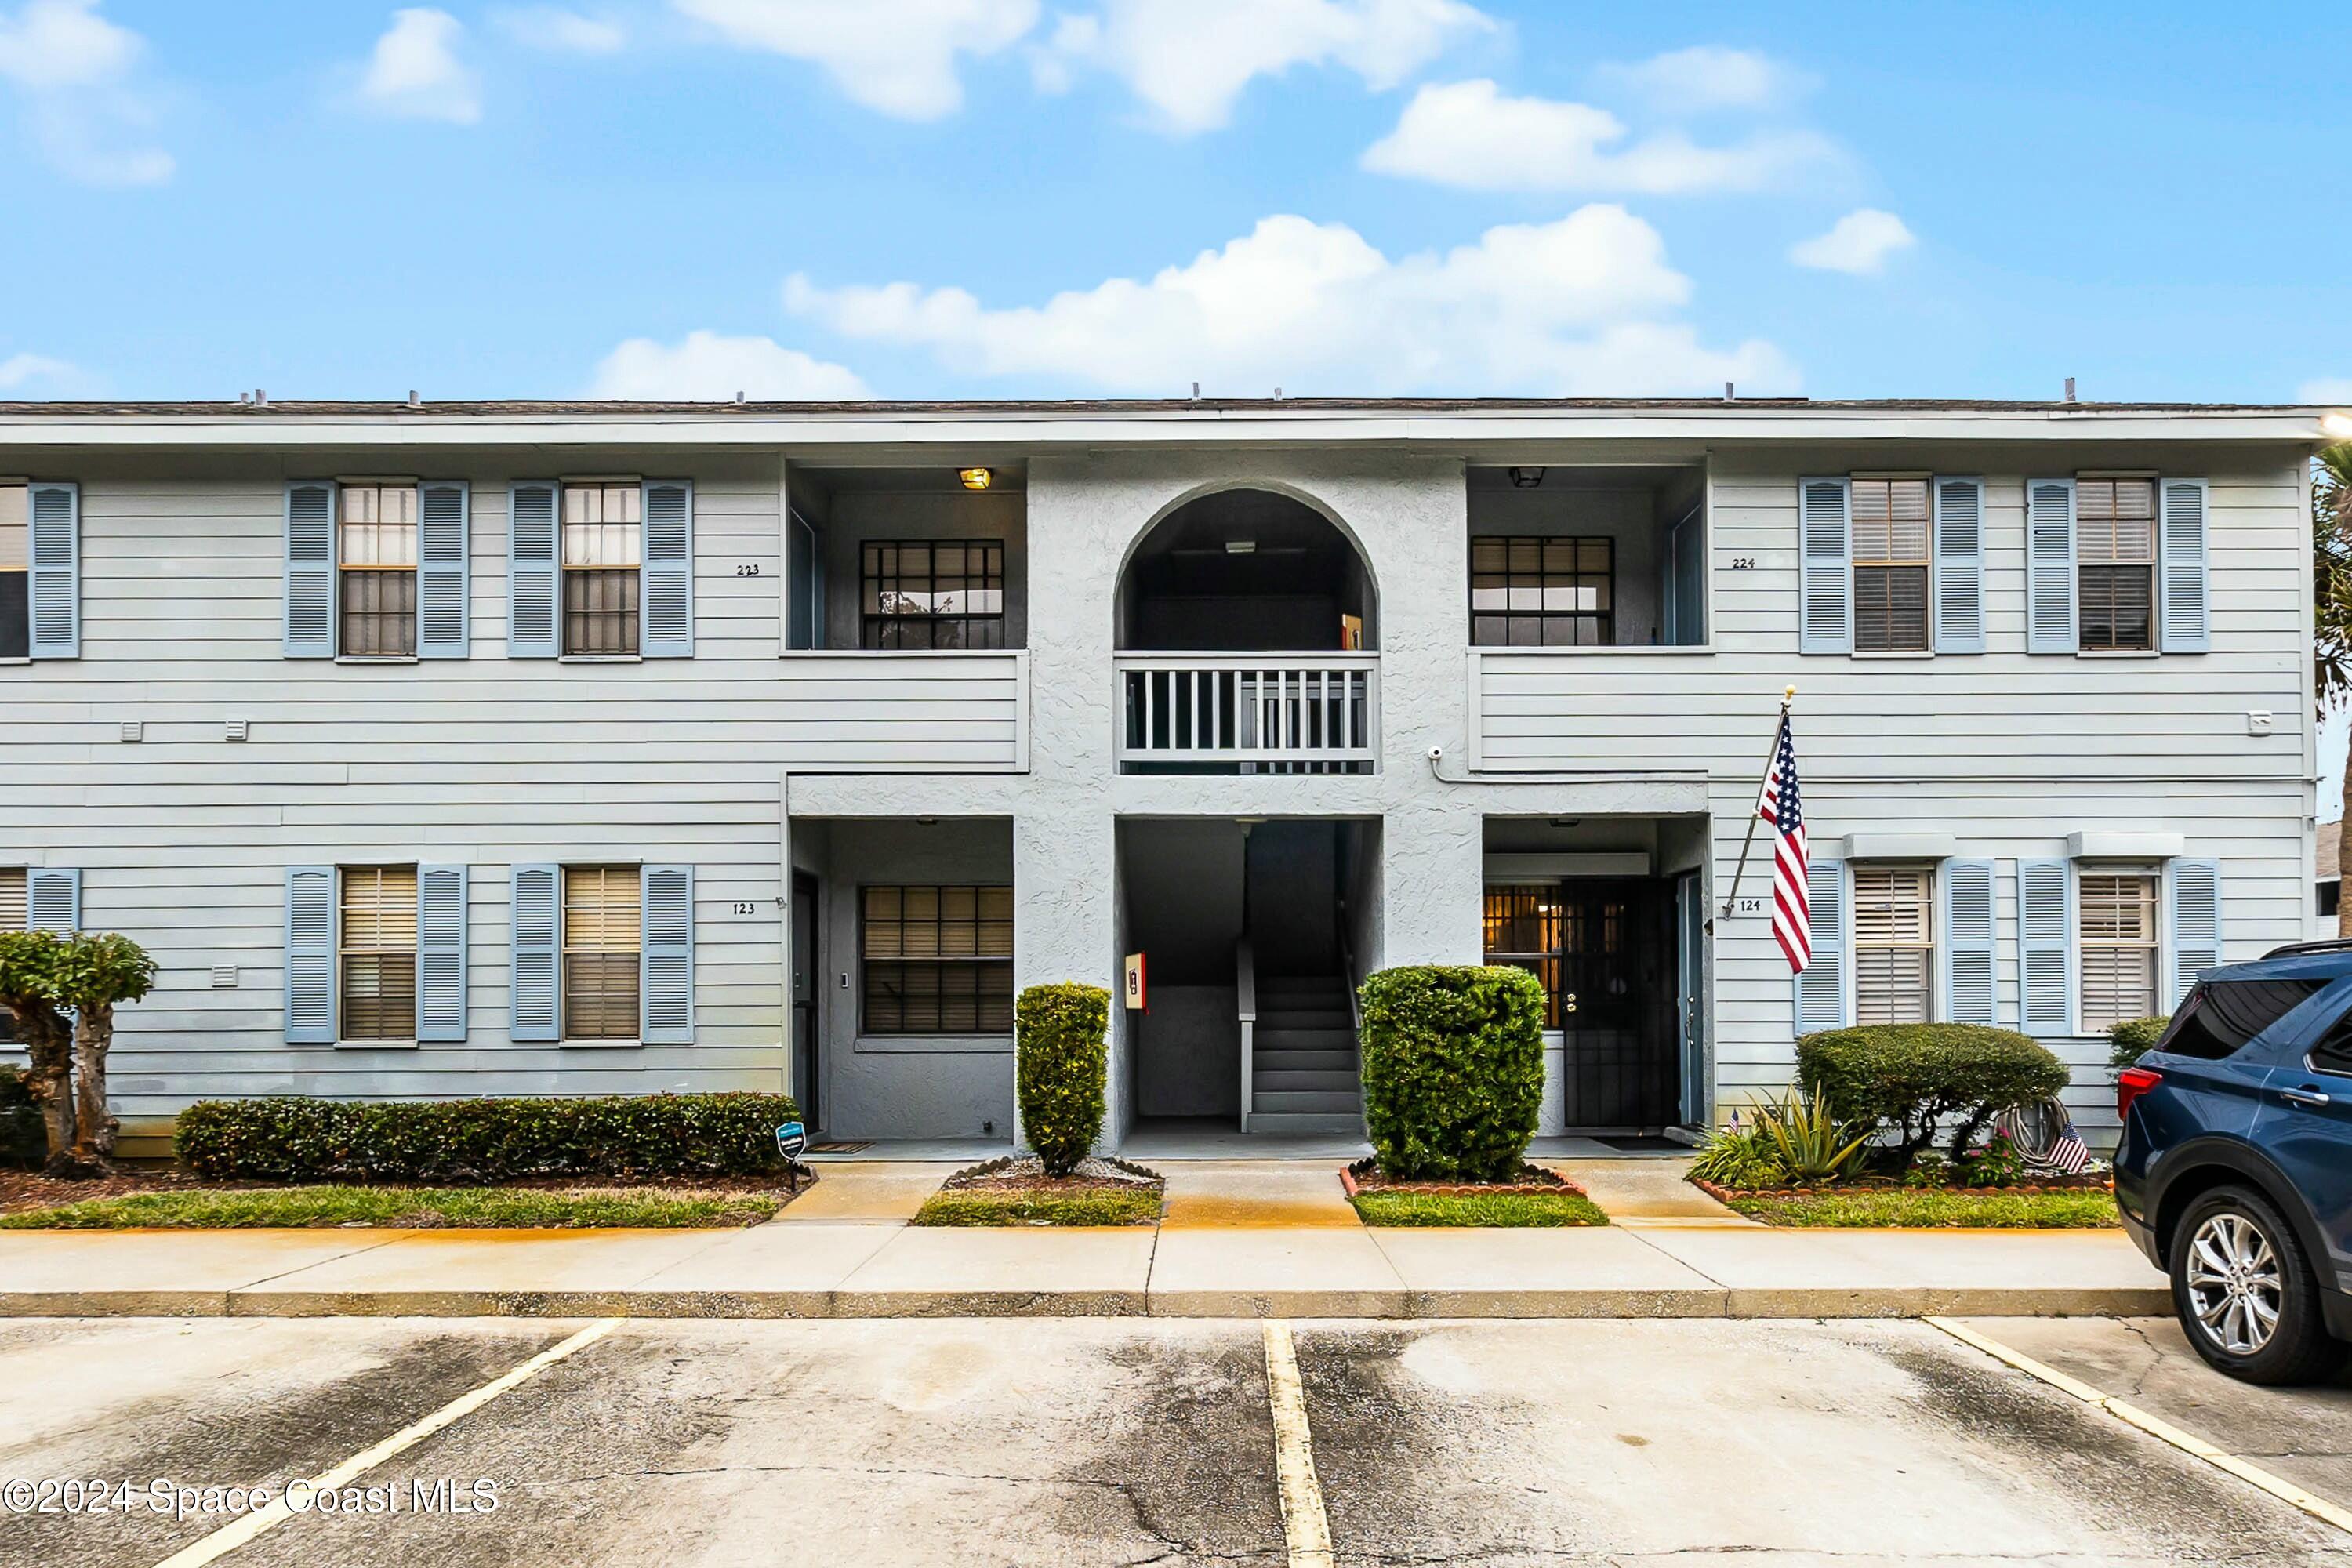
left=1720, top=685, right=1797, bottom=920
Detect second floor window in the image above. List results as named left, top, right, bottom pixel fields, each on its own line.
left=563, top=483, right=641, bottom=655
left=340, top=865, right=417, bottom=1041
left=1851, top=478, right=1930, bottom=652
left=2079, top=870, right=2158, bottom=1029
left=339, top=485, right=417, bottom=657
left=862, top=540, right=1005, bottom=649
left=1470, top=536, right=1613, bottom=647
left=0, top=484, right=26, bottom=660
left=2078, top=478, right=2157, bottom=652
left=564, top=866, right=641, bottom=1040
left=1853, top=866, right=1933, bottom=1024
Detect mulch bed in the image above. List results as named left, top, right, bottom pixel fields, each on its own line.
left=938, top=1154, right=1165, bottom=1198
left=1689, top=1174, right=2111, bottom=1203
left=1342, top=1158, right=1589, bottom=1199
left=0, top=1166, right=815, bottom=1217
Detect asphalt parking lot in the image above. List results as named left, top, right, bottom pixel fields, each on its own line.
left=2, top=1315, right=2347, bottom=1567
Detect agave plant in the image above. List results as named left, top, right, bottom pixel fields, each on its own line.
left=1688, top=1116, right=1790, bottom=1190
left=1754, top=1087, right=1872, bottom=1183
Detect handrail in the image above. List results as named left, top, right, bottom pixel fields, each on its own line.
left=1116, top=653, right=1379, bottom=769
left=1336, top=901, right=1366, bottom=1124
left=1236, top=937, right=1256, bottom=1134
left=1113, top=651, right=1381, bottom=670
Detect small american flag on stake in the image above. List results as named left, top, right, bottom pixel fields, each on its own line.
left=1756, top=708, right=1811, bottom=973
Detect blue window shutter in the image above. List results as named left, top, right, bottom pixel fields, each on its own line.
left=1930, top=477, right=1985, bottom=654
left=417, top=482, right=470, bottom=659
left=2166, top=858, right=2222, bottom=1007
left=641, top=480, right=694, bottom=658
left=1797, top=477, right=1851, bottom=655
left=1940, top=858, right=1997, bottom=1025
left=285, top=866, right=336, bottom=1045
left=27, top=868, right=79, bottom=931
left=26, top=481, right=78, bottom=659
left=508, top=483, right=559, bottom=659
left=1793, top=858, right=1847, bottom=1035
left=416, top=864, right=469, bottom=1043
left=2018, top=858, right=2073, bottom=1036
left=510, top=864, right=560, bottom=1041
left=641, top=864, right=695, bottom=1044
left=2158, top=478, right=2210, bottom=653
left=2025, top=479, right=2077, bottom=654
left=284, top=482, right=336, bottom=659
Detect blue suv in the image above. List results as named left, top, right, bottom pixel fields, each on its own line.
left=2114, top=941, right=2352, bottom=1385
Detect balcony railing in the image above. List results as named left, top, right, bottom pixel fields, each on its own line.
left=1116, top=653, right=1377, bottom=773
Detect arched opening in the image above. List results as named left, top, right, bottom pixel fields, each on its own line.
left=1116, top=487, right=1377, bottom=652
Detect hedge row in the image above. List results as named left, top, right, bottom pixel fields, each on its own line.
left=174, top=1092, right=798, bottom=1181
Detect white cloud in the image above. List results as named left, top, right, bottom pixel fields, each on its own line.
left=0, top=0, right=171, bottom=183
left=1788, top=208, right=1915, bottom=275
left=590, top=330, right=871, bottom=400
left=357, top=8, right=481, bottom=124
left=1363, top=78, right=1830, bottom=194
left=1040, top=0, right=1494, bottom=133
left=0, top=350, right=77, bottom=392
left=2302, top=378, right=2352, bottom=406
left=1595, top=46, right=1801, bottom=111
left=494, top=5, right=626, bottom=53
left=782, top=206, right=1793, bottom=397
left=673, top=0, right=1037, bottom=119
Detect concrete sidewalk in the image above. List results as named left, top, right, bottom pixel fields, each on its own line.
left=0, top=1223, right=2169, bottom=1320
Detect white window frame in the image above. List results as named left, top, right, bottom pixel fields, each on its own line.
left=338, top=863, right=419, bottom=1045
left=1851, top=862, right=1936, bottom=1025
left=2076, top=862, right=2161, bottom=1033
left=1849, top=474, right=1933, bottom=657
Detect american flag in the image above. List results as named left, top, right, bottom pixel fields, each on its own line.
left=1755, top=710, right=1810, bottom=973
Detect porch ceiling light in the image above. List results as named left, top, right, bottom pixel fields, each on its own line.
left=1509, top=466, right=1545, bottom=488
left=1225, top=539, right=1256, bottom=554
left=959, top=466, right=993, bottom=490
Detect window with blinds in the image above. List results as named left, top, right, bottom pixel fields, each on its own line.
left=562, top=483, right=641, bottom=655
left=2079, top=871, right=2158, bottom=1029
left=2077, top=479, right=2157, bottom=652
left=1469, top=536, right=1614, bottom=646
left=563, top=866, right=641, bottom=1040
left=0, top=867, right=21, bottom=1041
left=340, top=865, right=417, bottom=1040
left=862, top=540, right=1006, bottom=649
left=1483, top=884, right=1567, bottom=1027
left=1853, top=866, right=1933, bottom=1024
left=0, top=484, right=25, bottom=660
left=862, top=885, right=1014, bottom=1034
left=1851, top=478, right=1930, bottom=652
left=339, top=484, right=418, bottom=657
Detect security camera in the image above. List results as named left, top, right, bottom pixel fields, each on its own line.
left=1425, top=744, right=1445, bottom=762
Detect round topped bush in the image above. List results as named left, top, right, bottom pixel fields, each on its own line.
left=1359, top=964, right=1545, bottom=1182
left=1798, top=1024, right=2068, bottom=1167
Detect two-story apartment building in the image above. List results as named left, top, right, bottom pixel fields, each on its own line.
left=0, top=397, right=2324, bottom=1154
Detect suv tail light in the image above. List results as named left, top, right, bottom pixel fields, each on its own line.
left=2118, top=1066, right=2164, bottom=1121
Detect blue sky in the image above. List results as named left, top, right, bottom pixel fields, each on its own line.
left=0, top=0, right=2346, bottom=405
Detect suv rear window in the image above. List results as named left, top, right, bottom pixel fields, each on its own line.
left=2157, top=979, right=2323, bottom=1060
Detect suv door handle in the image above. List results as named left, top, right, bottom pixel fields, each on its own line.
left=2279, top=1087, right=2333, bottom=1107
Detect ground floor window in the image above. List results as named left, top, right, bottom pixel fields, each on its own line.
left=0, top=867, right=21, bottom=1041
left=1852, top=865, right=1933, bottom=1025
left=564, top=866, right=641, bottom=1040
left=861, top=884, right=1013, bottom=1033
left=2078, top=869, right=2158, bottom=1030
left=339, top=865, right=417, bottom=1040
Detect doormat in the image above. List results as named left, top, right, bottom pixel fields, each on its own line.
left=1592, top=1135, right=1686, bottom=1153
left=809, top=1141, right=873, bottom=1154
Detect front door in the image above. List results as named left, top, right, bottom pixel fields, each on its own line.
left=1556, top=879, right=1678, bottom=1131
left=1676, top=872, right=1707, bottom=1127
left=791, top=871, right=821, bottom=1132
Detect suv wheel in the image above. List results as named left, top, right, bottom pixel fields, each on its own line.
left=2169, top=1184, right=2347, bottom=1385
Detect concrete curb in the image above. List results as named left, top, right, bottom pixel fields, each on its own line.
left=0, top=1284, right=2176, bottom=1320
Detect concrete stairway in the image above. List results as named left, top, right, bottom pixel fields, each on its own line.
left=1248, top=975, right=1363, bottom=1134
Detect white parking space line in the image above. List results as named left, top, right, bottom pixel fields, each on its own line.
left=1924, top=1316, right=2352, bottom=1538
left=146, top=1318, right=623, bottom=1568
left=1261, top=1320, right=1334, bottom=1568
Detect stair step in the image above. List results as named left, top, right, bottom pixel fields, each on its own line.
left=1255, top=1028, right=1356, bottom=1050
left=1247, top=1112, right=1364, bottom=1134
left=1253, top=1069, right=1359, bottom=1093
left=1253, top=1089, right=1360, bottom=1113
left=1253, top=1048, right=1356, bottom=1071
left=1257, top=1008, right=1352, bottom=1029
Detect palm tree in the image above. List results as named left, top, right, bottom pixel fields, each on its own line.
left=2317, top=445, right=2352, bottom=932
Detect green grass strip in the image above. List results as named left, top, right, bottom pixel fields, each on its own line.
left=911, top=1189, right=1163, bottom=1227
left=1349, top=1189, right=1609, bottom=1228
left=0, top=1185, right=782, bottom=1230
left=1724, top=1188, right=2120, bottom=1229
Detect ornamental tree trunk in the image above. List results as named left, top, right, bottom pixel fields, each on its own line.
left=14, top=1008, right=74, bottom=1171
left=68, top=1002, right=118, bottom=1167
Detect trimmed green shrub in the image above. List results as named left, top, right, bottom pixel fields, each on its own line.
left=1359, top=964, right=1545, bottom=1181
left=173, top=1092, right=797, bottom=1182
left=2107, top=1015, right=2172, bottom=1073
left=1688, top=1120, right=1789, bottom=1190
left=1016, top=982, right=1109, bottom=1177
left=1798, top=1024, right=2068, bottom=1167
